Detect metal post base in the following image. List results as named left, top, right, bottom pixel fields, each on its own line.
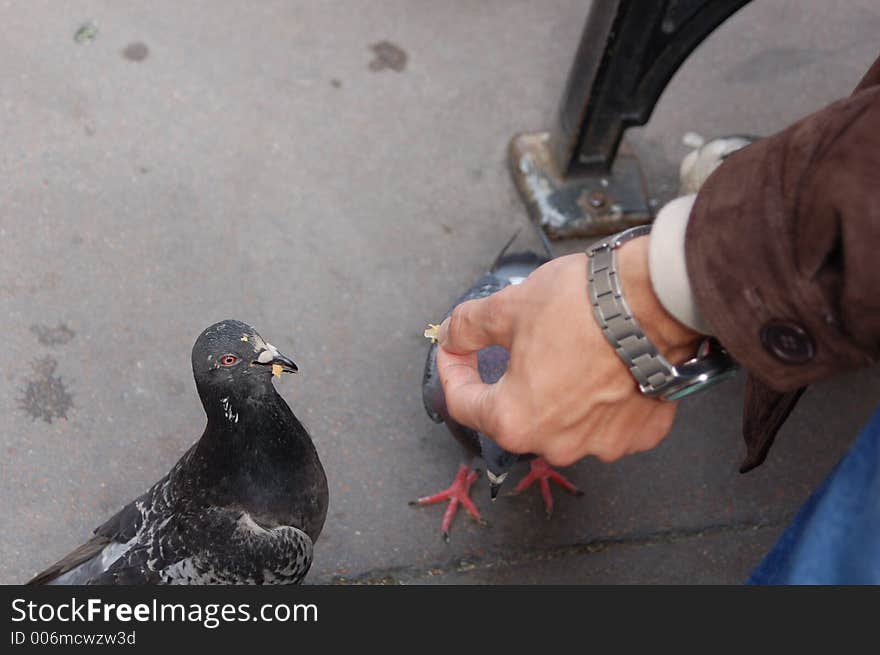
left=509, top=131, right=651, bottom=240
left=508, top=0, right=751, bottom=240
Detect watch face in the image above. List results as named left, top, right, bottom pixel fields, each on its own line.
left=662, top=368, right=738, bottom=401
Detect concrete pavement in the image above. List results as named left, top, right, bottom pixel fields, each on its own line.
left=1, top=0, right=878, bottom=585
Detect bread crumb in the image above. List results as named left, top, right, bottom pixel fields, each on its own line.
left=424, top=324, right=440, bottom=344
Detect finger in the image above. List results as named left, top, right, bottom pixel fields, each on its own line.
left=438, top=288, right=515, bottom=355
left=435, top=346, right=503, bottom=436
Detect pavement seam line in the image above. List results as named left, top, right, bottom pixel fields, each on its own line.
left=324, top=514, right=793, bottom=584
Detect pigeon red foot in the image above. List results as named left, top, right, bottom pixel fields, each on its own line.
left=410, top=464, right=486, bottom=542
left=510, top=457, right=583, bottom=517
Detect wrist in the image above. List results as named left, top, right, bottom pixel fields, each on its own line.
left=648, top=195, right=713, bottom=334
left=617, top=236, right=702, bottom=365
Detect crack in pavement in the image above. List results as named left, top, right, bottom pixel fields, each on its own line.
left=322, top=515, right=792, bottom=584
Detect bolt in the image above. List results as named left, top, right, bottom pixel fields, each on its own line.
left=587, top=190, right=607, bottom=208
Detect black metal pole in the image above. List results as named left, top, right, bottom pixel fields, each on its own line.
left=510, top=0, right=752, bottom=238
left=557, top=0, right=753, bottom=176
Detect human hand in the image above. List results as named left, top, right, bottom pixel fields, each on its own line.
left=435, top=236, right=701, bottom=466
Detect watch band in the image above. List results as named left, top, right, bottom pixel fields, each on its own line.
left=586, top=225, right=675, bottom=396
left=586, top=225, right=737, bottom=400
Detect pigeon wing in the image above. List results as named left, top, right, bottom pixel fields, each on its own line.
left=25, top=489, right=156, bottom=585
left=210, top=515, right=314, bottom=585
left=94, top=508, right=315, bottom=585
left=25, top=535, right=114, bottom=585
left=27, top=447, right=193, bottom=585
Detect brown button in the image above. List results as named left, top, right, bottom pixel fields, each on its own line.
left=760, top=320, right=815, bottom=364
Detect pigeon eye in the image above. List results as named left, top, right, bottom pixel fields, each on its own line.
left=220, top=354, right=239, bottom=367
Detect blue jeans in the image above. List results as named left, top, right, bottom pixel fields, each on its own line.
left=748, top=405, right=880, bottom=584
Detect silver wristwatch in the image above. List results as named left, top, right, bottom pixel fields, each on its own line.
left=586, top=225, right=737, bottom=401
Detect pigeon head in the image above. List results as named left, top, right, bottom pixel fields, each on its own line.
left=191, top=320, right=297, bottom=399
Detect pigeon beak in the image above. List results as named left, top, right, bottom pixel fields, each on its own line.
left=486, top=470, right=508, bottom=501
left=270, top=352, right=298, bottom=374
left=255, top=345, right=298, bottom=375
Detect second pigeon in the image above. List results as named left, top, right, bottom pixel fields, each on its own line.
left=27, top=320, right=328, bottom=585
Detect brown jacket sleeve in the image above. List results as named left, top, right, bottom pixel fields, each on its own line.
left=685, top=54, right=880, bottom=471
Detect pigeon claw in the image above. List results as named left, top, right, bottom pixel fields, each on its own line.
left=411, top=464, right=483, bottom=541
left=510, top=457, right=583, bottom=518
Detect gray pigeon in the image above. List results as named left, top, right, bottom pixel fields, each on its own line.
left=417, top=238, right=582, bottom=541
left=27, top=320, right=328, bottom=585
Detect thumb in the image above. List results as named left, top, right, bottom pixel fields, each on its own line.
left=438, top=287, right=514, bottom=355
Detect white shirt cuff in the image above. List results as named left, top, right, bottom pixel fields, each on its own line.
left=648, top=194, right=713, bottom=335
